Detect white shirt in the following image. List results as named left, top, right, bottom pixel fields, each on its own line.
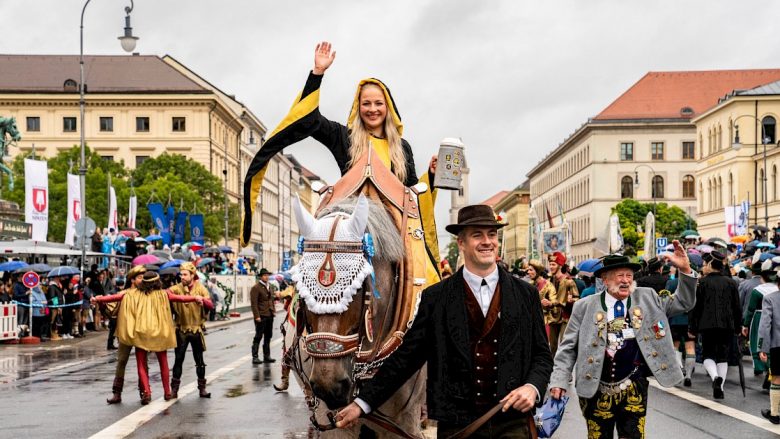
left=463, top=265, right=499, bottom=317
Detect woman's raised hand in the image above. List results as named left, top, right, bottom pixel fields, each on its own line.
left=313, top=41, right=336, bottom=75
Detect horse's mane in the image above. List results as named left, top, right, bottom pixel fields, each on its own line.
left=318, top=196, right=403, bottom=263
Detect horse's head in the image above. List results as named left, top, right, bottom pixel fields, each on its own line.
left=0, top=117, right=21, bottom=142
left=292, top=194, right=402, bottom=409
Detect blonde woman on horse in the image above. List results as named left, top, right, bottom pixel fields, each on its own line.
left=242, top=41, right=441, bottom=284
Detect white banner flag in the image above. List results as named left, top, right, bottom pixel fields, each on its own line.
left=108, top=186, right=118, bottom=232
left=65, top=173, right=81, bottom=245
left=128, top=195, right=137, bottom=229
left=24, top=159, right=48, bottom=242
left=725, top=202, right=749, bottom=237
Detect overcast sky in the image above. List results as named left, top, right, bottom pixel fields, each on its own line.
left=3, top=0, right=780, bottom=248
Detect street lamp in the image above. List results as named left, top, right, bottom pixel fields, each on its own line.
left=633, top=164, right=657, bottom=215
left=79, top=0, right=139, bottom=273
left=732, top=115, right=775, bottom=239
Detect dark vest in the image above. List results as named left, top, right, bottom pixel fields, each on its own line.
left=465, top=281, right=502, bottom=408
left=600, top=316, right=650, bottom=383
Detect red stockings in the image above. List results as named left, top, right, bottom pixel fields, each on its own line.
left=135, top=349, right=171, bottom=401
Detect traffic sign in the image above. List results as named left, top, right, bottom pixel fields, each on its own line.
left=74, top=217, right=96, bottom=239
left=22, top=271, right=39, bottom=289
left=656, top=237, right=668, bottom=248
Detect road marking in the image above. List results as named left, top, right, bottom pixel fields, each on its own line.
left=89, top=338, right=282, bottom=439
left=648, top=379, right=780, bottom=435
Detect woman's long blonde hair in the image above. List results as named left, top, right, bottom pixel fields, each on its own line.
left=348, top=86, right=407, bottom=183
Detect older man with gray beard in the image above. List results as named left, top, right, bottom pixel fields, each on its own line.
left=549, top=240, right=697, bottom=439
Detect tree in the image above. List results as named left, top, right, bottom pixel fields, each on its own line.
left=445, top=239, right=459, bottom=269
left=611, top=199, right=697, bottom=256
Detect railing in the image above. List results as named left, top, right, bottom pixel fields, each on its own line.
left=0, top=303, right=17, bottom=341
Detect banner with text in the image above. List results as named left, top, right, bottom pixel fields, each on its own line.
left=108, top=186, right=118, bottom=232
left=189, top=214, right=205, bottom=246
left=128, top=195, right=137, bottom=230
left=148, top=203, right=169, bottom=243
left=65, top=173, right=81, bottom=246
left=24, top=159, right=48, bottom=241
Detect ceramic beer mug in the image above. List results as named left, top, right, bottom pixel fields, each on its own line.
left=433, top=137, right=465, bottom=190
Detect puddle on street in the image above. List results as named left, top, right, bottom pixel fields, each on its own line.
left=225, top=384, right=247, bottom=398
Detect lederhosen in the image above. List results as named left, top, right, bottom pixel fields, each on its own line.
left=579, top=294, right=650, bottom=439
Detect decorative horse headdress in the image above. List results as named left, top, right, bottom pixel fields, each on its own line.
left=290, top=194, right=374, bottom=314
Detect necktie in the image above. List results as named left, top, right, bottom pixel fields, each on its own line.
left=614, top=300, right=625, bottom=319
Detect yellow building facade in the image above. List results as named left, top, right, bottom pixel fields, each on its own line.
left=493, top=181, right=531, bottom=266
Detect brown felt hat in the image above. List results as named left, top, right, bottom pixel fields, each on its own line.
left=446, top=205, right=507, bottom=234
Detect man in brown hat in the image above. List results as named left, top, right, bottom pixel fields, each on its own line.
left=169, top=262, right=214, bottom=399
left=250, top=268, right=277, bottom=364
left=550, top=241, right=697, bottom=438
left=335, top=204, right=552, bottom=438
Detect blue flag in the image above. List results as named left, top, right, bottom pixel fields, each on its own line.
left=148, top=203, right=169, bottom=243
left=165, top=205, right=175, bottom=246
left=189, top=214, right=205, bottom=245
left=174, top=211, right=187, bottom=245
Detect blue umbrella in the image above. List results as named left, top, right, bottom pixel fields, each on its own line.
left=146, top=234, right=163, bottom=242
left=47, top=266, right=80, bottom=278
left=577, top=258, right=601, bottom=274
left=160, top=259, right=185, bottom=270
left=686, top=252, right=704, bottom=268
left=219, top=245, right=233, bottom=254
left=197, top=257, right=215, bottom=268
left=757, top=242, right=776, bottom=249
left=759, top=252, right=774, bottom=262
left=0, top=261, right=28, bottom=272
left=28, top=263, right=52, bottom=273
left=160, top=266, right=180, bottom=276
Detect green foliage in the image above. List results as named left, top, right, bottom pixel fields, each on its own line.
left=445, top=239, right=459, bottom=269
left=611, top=199, right=697, bottom=255
left=6, top=148, right=238, bottom=244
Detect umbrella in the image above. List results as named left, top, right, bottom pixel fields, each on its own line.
left=757, top=242, right=776, bottom=249
left=219, top=245, right=233, bottom=254
left=696, top=244, right=715, bottom=254
left=770, top=248, right=780, bottom=256
left=160, top=259, right=185, bottom=270
left=197, top=257, right=215, bottom=268
left=144, top=263, right=160, bottom=272
left=28, top=263, right=52, bottom=273
left=752, top=225, right=770, bottom=232
left=203, top=246, right=220, bottom=254
left=759, top=252, right=774, bottom=262
left=705, top=237, right=728, bottom=248
left=119, top=229, right=140, bottom=238
left=159, top=266, right=180, bottom=276
left=183, top=242, right=204, bottom=251
left=238, top=248, right=259, bottom=259
left=133, top=254, right=161, bottom=265
left=134, top=237, right=148, bottom=243
left=680, top=229, right=699, bottom=239
left=735, top=335, right=746, bottom=397
left=687, top=252, right=704, bottom=267
left=731, top=235, right=750, bottom=244
left=0, top=261, right=28, bottom=272
left=577, top=258, right=602, bottom=274
left=47, top=266, right=80, bottom=278
left=146, top=234, right=163, bottom=242
left=151, top=250, right=172, bottom=261
left=172, top=252, right=187, bottom=260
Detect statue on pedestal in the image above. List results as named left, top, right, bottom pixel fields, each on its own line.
left=0, top=116, right=21, bottom=191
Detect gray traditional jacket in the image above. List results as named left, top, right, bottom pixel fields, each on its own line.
left=549, top=272, right=697, bottom=398
left=758, top=290, right=780, bottom=353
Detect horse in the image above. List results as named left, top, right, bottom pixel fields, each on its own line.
left=0, top=116, right=21, bottom=191
left=290, top=194, right=425, bottom=438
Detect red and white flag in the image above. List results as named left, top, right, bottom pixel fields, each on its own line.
left=24, top=158, right=48, bottom=241
left=128, top=195, right=137, bottom=229
left=65, top=173, right=81, bottom=245
left=108, top=186, right=118, bottom=232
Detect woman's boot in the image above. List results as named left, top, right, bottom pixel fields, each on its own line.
left=196, top=366, right=210, bottom=398
left=170, top=378, right=181, bottom=399
left=106, top=377, right=123, bottom=404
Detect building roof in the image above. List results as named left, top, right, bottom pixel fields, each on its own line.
left=594, top=69, right=780, bottom=121
left=480, top=190, right=509, bottom=208
left=737, top=79, right=780, bottom=96
left=0, top=54, right=207, bottom=93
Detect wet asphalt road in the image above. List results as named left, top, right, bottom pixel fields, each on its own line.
left=2, top=318, right=780, bottom=438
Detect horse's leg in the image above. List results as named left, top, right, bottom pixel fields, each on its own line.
left=368, top=369, right=426, bottom=439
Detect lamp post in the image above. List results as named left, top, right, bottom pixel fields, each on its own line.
left=79, top=0, right=138, bottom=272
left=732, top=115, right=774, bottom=240
left=633, top=164, right=657, bottom=216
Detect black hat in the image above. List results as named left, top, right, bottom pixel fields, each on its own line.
left=751, top=262, right=763, bottom=274
left=647, top=257, right=662, bottom=272
left=594, top=254, right=642, bottom=278
left=703, top=251, right=726, bottom=269
left=446, top=205, right=507, bottom=234
left=258, top=268, right=272, bottom=276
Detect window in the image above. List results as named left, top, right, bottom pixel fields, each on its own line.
left=135, top=155, right=149, bottom=167
left=651, top=142, right=664, bottom=160
left=101, top=155, right=114, bottom=162
left=99, top=117, right=113, bottom=132
left=26, top=117, right=40, bottom=132
left=172, top=117, right=186, bottom=132
left=136, top=117, right=150, bottom=132
left=652, top=175, right=664, bottom=198
left=63, top=117, right=77, bottom=132
left=763, top=116, right=776, bottom=144
left=621, top=176, right=633, bottom=199
left=620, top=142, right=633, bottom=161
left=682, top=175, right=695, bottom=198
left=682, top=141, right=695, bottom=160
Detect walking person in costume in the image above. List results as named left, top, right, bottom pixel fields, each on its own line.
left=241, top=41, right=441, bottom=287
left=688, top=251, right=742, bottom=400
left=543, top=251, right=578, bottom=358
left=273, top=275, right=297, bottom=392
left=335, top=204, right=553, bottom=438
left=743, top=258, right=779, bottom=384
left=549, top=241, right=697, bottom=439
left=757, top=269, right=780, bottom=424
left=169, top=262, right=214, bottom=399
left=94, top=271, right=204, bottom=404
left=250, top=268, right=277, bottom=365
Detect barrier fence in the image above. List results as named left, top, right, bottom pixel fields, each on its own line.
left=0, top=303, right=17, bottom=341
